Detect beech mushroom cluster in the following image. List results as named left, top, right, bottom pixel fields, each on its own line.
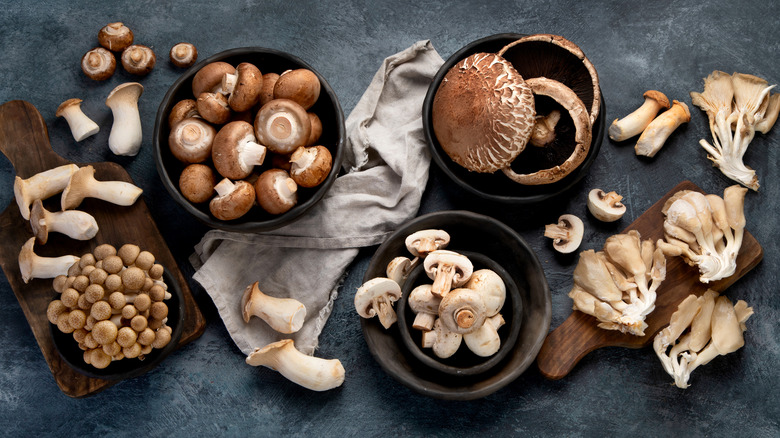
left=690, top=71, right=779, bottom=190
left=167, top=60, right=333, bottom=220
left=609, top=90, right=691, bottom=158
left=81, top=22, right=156, bottom=80
left=46, top=244, right=174, bottom=369
left=657, top=186, right=747, bottom=283
left=568, top=230, right=667, bottom=336
left=654, top=290, right=753, bottom=388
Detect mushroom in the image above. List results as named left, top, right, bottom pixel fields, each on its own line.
left=105, top=82, right=144, bottom=156
left=222, top=62, right=263, bottom=112
left=246, top=339, right=345, bottom=391
left=60, top=165, right=142, bottom=210
left=273, top=68, right=321, bottom=110
left=289, top=145, right=332, bottom=188
left=354, top=277, right=402, bottom=329
left=405, top=229, right=450, bottom=258
left=259, top=72, right=280, bottom=106
left=407, top=284, right=440, bottom=331
left=254, top=169, right=297, bottom=215
left=608, top=90, right=671, bottom=141
left=81, top=47, right=116, bottom=80
left=420, top=318, right=463, bottom=359
left=464, top=269, right=505, bottom=317
left=463, top=313, right=502, bottom=357
left=424, top=250, right=473, bottom=298
left=386, top=256, right=413, bottom=286
left=543, top=214, right=583, bottom=254
left=56, top=98, right=99, bottom=142
left=18, top=237, right=79, bottom=283
left=587, top=189, right=627, bottom=222
left=240, top=282, right=306, bottom=334
left=30, top=199, right=98, bottom=244
left=168, top=99, right=200, bottom=128
left=14, top=164, right=79, bottom=220
left=635, top=100, right=690, bottom=158
left=756, top=92, right=780, bottom=134
left=179, top=164, right=216, bottom=203
left=169, top=42, right=197, bottom=68
left=120, top=44, right=156, bottom=76
left=529, top=109, right=561, bottom=148
left=212, top=121, right=267, bottom=180
left=192, top=61, right=235, bottom=97
left=438, top=287, right=487, bottom=335
left=254, top=99, right=311, bottom=154
left=197, top=92, right=231, bottom=125
left=209, top=178, right=255, bottom=221
left=431, top=52, right=536, bottom=173
left=168, top=117, right=216, bottom=163
left=307, top=113, right=323, bottom=146
left=98, top=22, right=133, bottom=52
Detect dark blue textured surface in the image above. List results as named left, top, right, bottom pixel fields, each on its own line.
left=1, top=1, right=778, bottom=436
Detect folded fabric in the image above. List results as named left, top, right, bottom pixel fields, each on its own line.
left=190, top=40, right=444, bottom=355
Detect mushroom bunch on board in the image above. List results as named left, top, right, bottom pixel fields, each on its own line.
left=568, top=230, right=667, bottom=336
left=167, top=60, right=332, bottom=220
left=46, top=244, right=174, bottom=369
left=654, top=290, right=753, bottom=389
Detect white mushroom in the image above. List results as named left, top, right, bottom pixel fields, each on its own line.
left=246, top=339, right=345, bottom=391
left=421, top=318, right=462, bottom=359
left=56, top=98, right=99, bottom=142
left=105, top=82, right=144, bottom=156
left=635, top=100, right=691, bottom=158
left=30, top=199, right=98, bottom=244
left=60, top=165, right=143, bottom=210
left=240, top=282, right=306, bottom=334
left=608, top=90, right=670, bottom=141
left=354, top=277, right=402, bottom=329
left=386, top=256, right=413, bottom=286
left=405, top=229, right=451, bottom=258
left=18, top=237, right=79, bottom=283
left=14, top=164, right=79, bottom=220
left=423, top=250, right=473, bottom=298
left=587, top=189, right=627, bottom=222
left=407, top=284, right=441, bottom=331
left=437, top=287, right=487, bottom=335
left=463, top=313, right=502, bottom=357
left=464, top=269, right=505, bottom=317
left=544, top=214, right=584, bottom=253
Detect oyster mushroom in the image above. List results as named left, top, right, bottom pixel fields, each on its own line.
left=81, top=47, right=116, bottom=81
left=246, top=339, right=345, bottom=392
left=273, top=68, right=321, bottom=110
left=635, top=100, right=690, bottom=158
left=192, top=61, right=236, bottom=96
left=209, top=178, right=255, bottom=221
left=424, top=250, right=473, bottom=298
left=30, top=199, right=98, bottom=244
left=168, top=117, right=216, bottom=163
left=169, top=42, right=197, bottom=68
left=254, top=168, right=297, bottom=215
left=407, top=284, right=441, bottom=331
left=241, top=282, right=306, bottom=334
left=354, top=277, right=402, bottom=329
left=121, top=44, right=156, bottom=76
left=18, top=237, right=79, bottom=283
left=438, top=287, right=487, bottom=335
left=14, top=164, right=79, bottom=220
left=289, top=145, right=332, bottom=188
left=105, top=82, right=144, bottom=156
left=61, top=165, right=143, bottom=210
left=56, top=98, right=99, bottom=142
left=222, top=62, right=263, bottom=112
left=212, top=121, right=267, bottom=180
left=421, top=318, right=463, bottom=359
left=254, top=99, right=311, bottom=154
left=587, top=189, right=626, bottom=222
left=609, top=90, right=670, bottom=142
left=543, top=214, right=584, bottom=254
left=98, top=22, right=133, bottom=52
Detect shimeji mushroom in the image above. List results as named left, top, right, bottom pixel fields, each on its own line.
left=209, top=178, right=255, bottom=221
left=18, top=237, right=80, bottom=283
left=212, top=121, right=267, bottom=180
left=634, top=100, right=690, bottom=158
left=254, top=99, right=312, bottom=155
left=14, top=163, right=79, bottom=220
left=543, top=214, right=584, bottom=253
left=105, top=82, right=144, bottom=156
left=169, top=42, right=197, bottom=68
left=60, top=165, right=143, bottom=210
left=608, top=90, right=670, bottom=142
left=240, top=282, right=306, bottom=334
left=354, top=277, right=402, bottom=329
left=222, top=62, right=263, bottom=112
left=587, top=189, right=627, bottom=222
left=56, top=98, right=99, bottom=142
left=121, top=45, right=156, bottom=76
left=30, top=199, right=98, bottom=244
left=424, top=250, right=473, bottom=298
left=289, top=145, right=332, bottom=188
left=420, top=318, right=462, bottom=359
left=273, top=69, right=321, bottom=110
left=246, top=339, right=345, bottom=391
left=81, top=47, right=116, bottom=81
left=169, top=117, right=216, bottom=163
left=407, top=284, right=441, bottom=331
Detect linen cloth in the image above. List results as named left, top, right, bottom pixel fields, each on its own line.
left=190, top=40, right=444, bottom=355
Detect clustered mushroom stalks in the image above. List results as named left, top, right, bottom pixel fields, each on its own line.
left=657, top=186, right=747, bottom=283
left=246, top=339, right=345, bottom=392
left=654, top=290, right=753, bottom=388
left=568, top=230, right=667, bottom=336
left=543, top=214, right=584, bottom=254
left=690, top=71, right=779, bottom=191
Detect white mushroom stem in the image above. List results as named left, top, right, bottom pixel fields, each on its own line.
left=635, top=100, right=691, bottom=158
left=222, top=72, right=238, bottom=95
left=238, top=135, right=267, bottom=170
left=61, top=165, right=143, bottom=210
left=105, top=82, right=144, bottom=156
left=14, top=164, right=79, bottom=220
left=421, top=318, right=462, bottom=359
left=609, top=90, right=670, bottom=141
left=246, top=339, right=345, bottom=392
left=18, top=237, right=79, bottom=284
left=241, top=282, right=306, bottom=334
left=529, top=110, right=561, bottom=147
left=408, top=284, right=440, bottom=331
left=57, top=99, right=100, bottom=142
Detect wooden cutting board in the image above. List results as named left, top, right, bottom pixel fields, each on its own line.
left=0, top=100, right=206, bottom=397
left=536, top=180, right=763, bottom=380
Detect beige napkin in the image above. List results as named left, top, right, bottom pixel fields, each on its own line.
left=190, top=40, right=444, bottom=355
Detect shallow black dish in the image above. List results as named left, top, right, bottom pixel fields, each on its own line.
left=396, top=251, right=523, bottom=377
left=422, top=33, right=605, bottom=204
left=360, top=210, right=551, bottom=400
left=50, top=268, right=185, bottom=380
left=153, top=47, right=346, bottom=232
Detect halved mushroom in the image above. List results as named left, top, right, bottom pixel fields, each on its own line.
left=98, top=22, right=133, bottom=52
left=241, top=282, right=306, bottom=334
left=192, top=61, right=235, bottom=97
left=19, top=237, right=79, bottom=283
left=209, top=178, right=255, bottom=221
left=169, top=42, right=197, bottom=68
left=168, top=117, right=216, bottom=163
left=289, top=145, right=331, bottom=188
left=212, top=121, right=267, bottom=180
left=544, top=214, right=584, bottom=253
left=254, top=99, right=311, bottom=154
left=423, top=250, right=473, bottom=298
left=273, top=69, right=321, bottom=110
left=407, top=284, right=441, bottom=331
left=30, top=199, right=98, bottom=244
left=121, top=44, right=156, bottom=76
left=438, top=287, right=487, bottom=335
left=81, top=47, right=116, bottom=81
left=254, top=168, right=297, bottom=215
left=587, top=189, right=626, bottom=222
left=14, top=164, right=79, bottom=220
left=222, top=62, right=263, bottom=112
left=354, top=277, right=402, bottom=329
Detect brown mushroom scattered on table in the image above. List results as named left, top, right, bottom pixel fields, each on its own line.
left=179, top=164, right=216, bottom=203
left=273, top=68, right=321, bottom=110
left=105, top=82, right=144, bottom=156
left=81, top=47, right=116, bottom=81
left=241, top=282, right=306, bottom=334
left=30, top=199, right=98, bottom=244
left=169, top=117, right=216, bottom=163
left=98, top=22, right=134, bottom=52
left=121, top=44, right=156, bottom=76
left=254, top=168, right=298, bottom=215
left=14, top=164, right=79, bottom=220
left=209, top=178, right=255, bottom=220
left=169, top=42, right=197, bottom=68
left=56, top=98, right=99, bottom=142
left=609, top=90, right=670, bottom=142
left=254, top=98, right=311, bottom=154
left=60, top=165, right=143, bottom=210
left=18, top=237, right=80, bottom=284
left=543, top=214, right=583, bottom=253
left=222, top=62, right=263, bottom=112
left=197, top=92, right=231, bottom=125
left=192, top=61, right=235, bottom=97
left=168, top=99, right=200, bottom=128
left=289, top=145, right=331, bottom=188
left=212, top=121, right=267, bottom=180
left=587, top=189, right=626, bottom=222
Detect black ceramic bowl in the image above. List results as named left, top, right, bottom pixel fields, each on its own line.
left=360, top=210, right=551, bottom=400
left=50, top=268, right=184, bottom=380
left=396, top=251, right=522, bottom=377
left=153, top=47, right=346, bottom=232
left=422, top=33, right=605, bottom=204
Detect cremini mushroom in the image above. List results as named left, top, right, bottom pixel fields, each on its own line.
left=30, top=199, right=98, bottom=244
left=105, top=82, right=144, bottom=156
left=212, top=121, right=267, bottom=180
left=543, top=214, right=584, bottom=253
left=420, top=318, right=463, bottom=359
left=209, top=178, right=255, bottom=220
left=121, top=44, right=156, bottom=76
left=259, top=72, right=280, bottom=106
left=18, top=237, right=79, bottom=283
left=81, top=47, right=116, bottom=80
left=635, top=100, right=690, bottom=158
left=254, top=168, right=297, bottom=215
left=192, top=62, right=235, bottom=97
left=56, top=98, right=99, bottom=142
left=289, top=145, right=332, bottom=188
left=14, top=164, right=79, bottom=220
left=608, top=90, right=670, bottom=142
left=307, top=113, right=323, bottom=146
left=587, top=189, right=627, bottom=222
left=98, top=22, right=133, bottom=52
left=438, top=287, right=487, bottom=335
left=407, top=284, right=440, bottom=331
left=246, top=339, right=345, bottom=391
left=169, top=42, right=197, bottom=68
left=179, top=163, right=215, bottom=203
left=424, top=250, right=473, bottom=298
left=254, top=99, right=311, bottom=154
left=61, top=165, right=143, bottom=210
left=168, top=117, right=216, bottom=163
left=168, top=99, right=200, bottom=128
left=240, top=282, right=306, bottom=334
left=354, top=277, right=402, bottom=329
left=197, top=92, right=231, bottom=125
left=273, top=68, right=321, bottom=110
left=223, top=62, right=263, bottom=112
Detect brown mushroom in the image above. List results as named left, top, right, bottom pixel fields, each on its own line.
left=254, top=169, right=297, bottom=215
left=209, top=178, right=256, bottom=220
left=98, top=22, right=133, bottom=52
left=212, top=121, right=267, bottom=180
left=121, top=44, right=156, bottom=76
left=192, top=61, right=235, bottom=97
left=259, top=72, right=280, bottom=106
left=222, top=62, right=263, bottom=112
left=169, top=117, right=216, bottom=164
left=254, top=99, right=311, bottom=154
left=289, top=145, right=332, bottom=188
left=197, top=92, right=231, bottom=125
left=169, top=42, right=197, bottom=68
left=168, top=99, right=200, bottom=128
left=307, top=113, right=322, bottom=146
left=273, top=69, right=321, bottom=110
left=179, top=164, right=216, bottom=203
left=81, top=47, right=116, bottom=81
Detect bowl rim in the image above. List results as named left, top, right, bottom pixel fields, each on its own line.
left=153, top=46, right=346, bottom=233
left=421, top=33, right=605, bottom=204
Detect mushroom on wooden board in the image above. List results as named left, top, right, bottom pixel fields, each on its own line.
left=81, top=47, right=116, bottom=81
left=14, top=164, right=79, bottom=220
left=543, top=214, right=583, bottom=254
left=18, top=237, right=80, bottom=284
left=60, top=165, right=143, bottom=210
left=241, top=282, right=306, bottom=334
left=30, top=199, right=98, bottom=244
left=209, top=178, right=255, bottom=221
left=212, top=121, right=267, bottom=180
left=246, top=339, right=345, bottom=391
left=424, top=250, right=473, bottom=298
left=56, top=98, right=99, bottom=142
left=169, top=117, right=216, bottom=163
left=354, top=277, right=402, bottom=329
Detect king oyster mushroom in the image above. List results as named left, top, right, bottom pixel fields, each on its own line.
left=241, top=282, right=306, bottom=334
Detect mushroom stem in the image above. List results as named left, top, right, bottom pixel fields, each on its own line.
left=18, top=237, right=79, bottom=283
left=105, top=82, right=144, bottom=156
left=241, top=282, right=306, bottom=334
left=56, top=99, right=100, bottom=142
left=609, top=90, right=670, bottom=142
left=635, top=100, right=691, bottom=158
left=222, top=72, right=238, bottom=95
left=61, top=165, right=143, bottom=210
left=14, top=164, right=79, bottom=220
left=246, top=339, right=345, bottom=391
left=529, top=110, right=561, bottom=147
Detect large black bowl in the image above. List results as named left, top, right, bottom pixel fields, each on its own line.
left=153, top=47, right=346, bottom=232
left=422, top=33, right=605, bottom=204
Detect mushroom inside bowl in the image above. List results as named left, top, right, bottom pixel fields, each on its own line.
left=153, top=47, right=345, bottom=232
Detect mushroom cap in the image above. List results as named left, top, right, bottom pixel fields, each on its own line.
left=432, top=52, right=536, bottom=173
left=121, top=44, right=156, bottom=76
left=92, top=320, right=118, bottom=345
left=587, top=188, right=626, bottom=222
left=438, top=287, right=487, bottom=334
left=29, top=199, right=50, bottom=244
left=465, top=269, right=506, bottom=316
left=643, top=90, right=671, bottom=109
left=98, top=22, right=134, bottom=52
left=179, top=163, right=216, bottom=203
left=254, top=99, right=311, bottom=154
left=226, top=62, right=263, bottom=112
left=273, top=69, right=321, bottom=110
left=259, top=73, right=280, bottom=106
left=307, top=112, right=323, bottom=146
left=105, top=82, right=144, bottom=107
left=405, top=229, right=451, bottom=257
left=81, top=47, right=116, bottom=81
left=56, top=98, right=84, bottom=117
left=169, top=42, right=198, bottom=68
left=254, top=168, right=298, bottom=215
left=192, top=61, right=235, bottom=97
left=212, top=121, right=266, bottom=180
left=544, top=214, right=584, bottom=253
left=354, top=277, right=402, bottom=319
left=289, top=145, right=332, bottom=188
left=197, top=92, right=231, bottom=125
left=209, top=178, right=256, bottom=221
left=168, top=99, right=200, bottom=128
left=169, top=117, right=216, bottom=163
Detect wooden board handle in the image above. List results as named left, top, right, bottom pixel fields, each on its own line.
left=0, top=100, right=69, bottom=177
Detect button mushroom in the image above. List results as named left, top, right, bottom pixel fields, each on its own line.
left=212, top=121, right=267, bottom=180
left=169, top=42, right=197, bottom=68
left=197, top=92, right=231, bottom=125
left=246, top=339, right=345, bottom=392
left=289, top=145, right=332, bottom=188
left=18, top=237, right=79, bottom=284
left=121, top=44, right=156, bottom=76
left=168, top=117, right=216, bottom=163
left=464, top=269, right=505, bottom=317
left=254, top=99, right=311, bottom=155
left=273, top=68, right=321, bottom=110
left=543, top=214, right=584, bottom=254
left=254, top=168, right=297, bottom=215
left=192, top=61, right=235, bottom=97
left=209, top=178, right=255, bottom=221
left=81, top=47, right=116, bottom=81
left=463, top=312, right=502, bottom=357
left=168, top=99, right=200, bottom=128
left=407, top=284, right=441, bottom=331
left=608, top=90, right=670, bottom=142
left=60, top=165, right=143, bottom=210
left=98, top=22, right=133, bottom=52
left=587, top=189, right=627, bottom=222
left=635, top=100, right=690, bottom=158
left=241, top=282, right=306, bottom=334
left=421, top=318, right=463, bottom=359
left=56, top=98, right=99, bottom=142
left=105, top=82, right=144, bottom=156
left=222, top=62, right=263, bottom=112
left=178, top=163, right=216, bottom=203
left=30, top=199, right=98, bottom=244
left=354, top=277, right=402, bottom=329
left=438, top=287, right=487, bottom=335
left=405, top=229, right=451, bottom=258
left=424, top=250, right=473, bottom=298
left=14, top=164, right=79, bottom=220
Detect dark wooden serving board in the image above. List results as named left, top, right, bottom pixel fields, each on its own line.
left=536, top=181, right=763, bottom=380
left=0, top=100, right=206, bottom=397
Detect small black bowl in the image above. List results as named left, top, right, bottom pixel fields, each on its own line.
left=50, top=268, right=184, bottom=380
left=153, top=47, right=346, bottom=232
left=422, top=33, right=605, bottom=204
left=396, top=251, right=522, bottom=377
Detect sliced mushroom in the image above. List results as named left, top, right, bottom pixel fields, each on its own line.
left=635, top=100, right=690, bottom=158
left=424, top=250, right=474, bottom=298
left=121, top=44, right=156, bottom=76
left=81, top=47, right=116, bottom=81
left=30, top=199, right=98, bottom=244
left=254, top=99, right=311, bottom=154
left=61, top=165, right=143, bottom=210
left=14, top=164, right=79, bottom=220
left=179, top=164, right=216, bottom=203
left=19, top=237, right=79, bottom=284
left=273, top=68, right=321, bottom=110
left=405, top=229, right=450, bottom=258
left=212, top=121, right=267, bottom=180
left=169, top=42, right=197, bottom=68
left=209, top=178, right=255, bottom=221
left=289, top=145, right=332, bottom=188
left=544, top=214, right=584, bottom=253
left=192, top=61, right=236, bottom=97
left=609, top=90, right=670, bottom=142
left=56, top=98, right=99, bottom=142
left=587, top=189, right=627, bottom=222
left=241, top=282, right=306, bottom=334
left=246, top=339, right=345, bottom=391
left=222, top=62, right=263, bottom=112
left=168, top=117, right=216, bottom=163
left=98, top=22, right=133, bottom=52
left=105, top=82, right=144, bottom=156
left=254, top=169, right=297, bottom=215
left=407, top=284, right=440, bottom=331
left=438, top=287, right=487, bottom=335
left=354, top=277, right=402, bottom=329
